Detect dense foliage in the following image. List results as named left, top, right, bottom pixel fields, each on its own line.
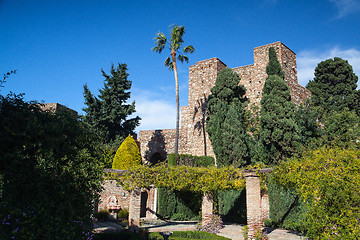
left=167, top=153, right=215, bottom=167
left=294, top=100, right=321, bottom=146
left=110, top=164, right=245, bottom=193
left=83, top=63, right=140, bottom=148
left=257, top=47, right=300, bottom=165
left=306, top=57, right=359, bottom=115
left=272, top=148, right=360, bottom=239
left=323, top=108, right=360, bottom=146
left=112, top=135, right=142, bottom=170
left=0, top=94, right=103, bottom=240
left=206, top=68, right=251, bottom=167
left=267, top=178, right=307, bottom=232
left=217, top=189, right=246, bottom=224
left=159, top=154, right=214, bottom=220
left=157, top=188, right=201, bottom=220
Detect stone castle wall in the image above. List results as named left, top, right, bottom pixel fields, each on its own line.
left=138, top=42, right=311, bottom=162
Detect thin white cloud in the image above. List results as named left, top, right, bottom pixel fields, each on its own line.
left=297, top=46, right=360, bottom=87
left=329, top=0, right=360, bottom=18
left=132, top=92, right=176, bottom=132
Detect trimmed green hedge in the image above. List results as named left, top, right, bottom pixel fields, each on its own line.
left=148, top=231, right=231, bottom=240
left=267, top=177, right=307, bottom=232
left=157, top=188, right=201, bottom=220
left=217, top=189, right=246, bottom=224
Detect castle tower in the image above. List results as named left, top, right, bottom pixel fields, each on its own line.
left=139, top=42, right=311, bottom=162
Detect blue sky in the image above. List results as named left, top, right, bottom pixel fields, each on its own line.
left=1, top=0, right=360, bottom=132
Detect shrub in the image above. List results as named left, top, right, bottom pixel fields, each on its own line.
left=0, top=96, right=103, bottom=240
left=196, top=215, right=223, bottom=234
left=167, top=153, right=215, bottom=167
left=112, top=135, right=141, bottom=170
left=217, top=189, right=246, bottom=224
left=95, top=209, right=110, bottom=221
left=117, top=208, right=129, bottom=221
left=157, top=188, right=201, bottom=220
left=267, top=177, right=307, bottom=232
left=272, top=148, right=360, bottom=239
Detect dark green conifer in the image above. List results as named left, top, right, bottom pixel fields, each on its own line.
left=221, top=103, right=251, bottom=167
left=257, top=48, right=300, bottom=165
left=83, top=63, right=140, bottom=148
left=266, top=47, right=284, bottom=79
left=206, top=68, right=250, bottom=167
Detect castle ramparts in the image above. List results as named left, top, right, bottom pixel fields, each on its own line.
left=139, top=42, right=311, bottom=162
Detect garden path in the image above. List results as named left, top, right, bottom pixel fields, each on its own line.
left=93, top=220, right=308, bottom=240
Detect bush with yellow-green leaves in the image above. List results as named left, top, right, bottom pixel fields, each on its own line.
left=112, top=135, right=141, bottom=170
left=271, top=148, right=360, bottom=239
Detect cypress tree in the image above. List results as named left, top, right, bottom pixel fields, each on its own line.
left=258, top=48, right=300, bottom=165
left=83, top=63, right=140, bottom=148
left=206, top=68, right=250, bottom=167
left=221, top=103, right=251, bottom=167
left=266, top=47, right=284, bottom=79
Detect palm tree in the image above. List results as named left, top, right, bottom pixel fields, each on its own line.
left=152, top=25, right=195, bottom=154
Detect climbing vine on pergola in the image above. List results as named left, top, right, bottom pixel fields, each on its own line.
left=105, top=164, right=269, bottom=193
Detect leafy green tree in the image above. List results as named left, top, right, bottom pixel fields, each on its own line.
left=206, top=68, right=250, bottom=167
left=152, top=25, right=195, bottom=154
left=112, top=135, right=142, bottom=170
left=0, top=94, right=103, bottom=240
left=306, top=57, right=359, bottom=115
left=83, top=63, right=140, bottom=148
left=257, top=47, right=300, bottom=165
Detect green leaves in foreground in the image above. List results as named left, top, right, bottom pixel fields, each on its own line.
left=272, top=148, right=360, bottom=239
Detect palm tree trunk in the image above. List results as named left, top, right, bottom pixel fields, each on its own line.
left=171, top=50, right=179, bottom=154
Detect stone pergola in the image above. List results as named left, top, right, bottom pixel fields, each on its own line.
left=104, top=168, right=272, bottom=239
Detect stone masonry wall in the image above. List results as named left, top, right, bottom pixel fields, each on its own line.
left=138, top=42, right=311, bottom=162
left=138, top=129, right=188, bottom=164
left=181, top=58, right=227, bottom=157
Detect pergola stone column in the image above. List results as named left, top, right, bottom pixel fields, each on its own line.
left=201, top=193, right=213, bottom=225
left=244, top=171, right=262, bottom=239
left=128, top=189, right=141, bottom=232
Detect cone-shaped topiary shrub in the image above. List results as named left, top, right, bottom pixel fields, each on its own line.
left=112, top=135, right=142, bottom=170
